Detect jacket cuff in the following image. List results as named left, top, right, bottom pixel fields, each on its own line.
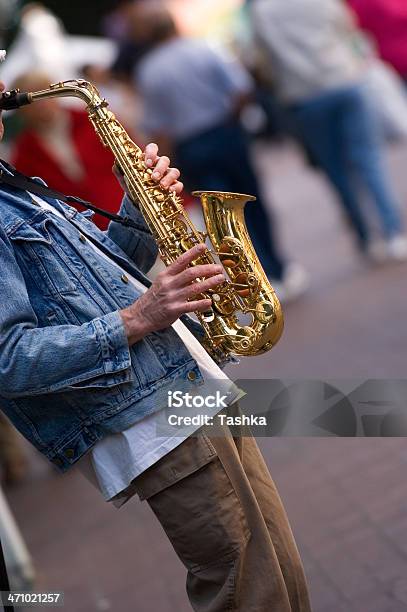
left=92, top=311, right=131, bottom=374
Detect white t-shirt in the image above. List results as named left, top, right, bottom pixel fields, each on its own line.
left=30, top=194, right=242, bottom=507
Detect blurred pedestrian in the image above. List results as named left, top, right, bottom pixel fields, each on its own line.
left=0, top=4, right=77, bottom=85
left=348, top=0, right=407, bottom=85
left=0, top=413, right=27, bottom=486
left=103, top=0, right=151, bottom=82
left=130, top=1, right=308, bottom=302
left=10, top=71, right=124, bottom=230
left=250, top=0, right=407, bottom=262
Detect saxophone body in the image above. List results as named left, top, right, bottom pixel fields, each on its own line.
left=0, top=80, right=284, bottom=361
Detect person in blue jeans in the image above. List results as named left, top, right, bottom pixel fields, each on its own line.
left=251, top=0, right=407, bottom=262
left=287, top=85, right=404, bottom=253
left=131, top=2, right=309, bottom=302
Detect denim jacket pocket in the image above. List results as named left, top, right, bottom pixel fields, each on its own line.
left=7, top=218, right=80, bottom=296
left=66, top=368, right=133, bottom=391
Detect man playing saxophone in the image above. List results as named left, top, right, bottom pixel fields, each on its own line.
left=0, top=76, right=311, bottom=611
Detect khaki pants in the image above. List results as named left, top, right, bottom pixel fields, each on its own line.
left=133, top=408, right=312, bottom=612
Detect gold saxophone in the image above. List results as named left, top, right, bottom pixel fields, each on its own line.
left=0, top=80, right=283, bottom=361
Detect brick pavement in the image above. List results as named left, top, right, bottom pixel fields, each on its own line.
left=3, top=141, right=407, bottom=611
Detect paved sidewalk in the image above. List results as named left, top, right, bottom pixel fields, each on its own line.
left=4, top=141, right=407, bottom=611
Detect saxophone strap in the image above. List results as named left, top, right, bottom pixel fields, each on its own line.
left=0, top=165, right=139, bottom=229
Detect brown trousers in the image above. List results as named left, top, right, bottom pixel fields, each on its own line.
left=133, top=409, right=312, bottom=612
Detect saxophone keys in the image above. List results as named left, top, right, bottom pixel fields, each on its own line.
left=201, top=309, right=215, bottom=323
left=232, top=272, right=259, bottom=298
left=171, top=219, right=187, bottom=239
left=231, top=327, right=256, bottom=353
left=218, top=240, right=242, bottom=268
left=211, top=294, right=234, bottom=316
left=180, top=236, right=205, bottom=253
left=255, top=301, right=275, bottom=324
left=220, top=258, right=236, bottom=268
left=239, top=339, right=252, bottom=352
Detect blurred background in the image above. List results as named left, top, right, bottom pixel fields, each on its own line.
left=1, top=1, right=407, bottom=611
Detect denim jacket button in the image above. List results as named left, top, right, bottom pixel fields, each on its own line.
left=187, top=371, right=197, bottom=382
left=121, top=274, right=129, bottom=284
left=64, top=448, right=75, bottom=459
left=79, top=234, right=87, bottom=243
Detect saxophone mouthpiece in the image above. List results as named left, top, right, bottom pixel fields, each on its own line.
left=0, top=50, right=31, bottom=110
left=0, top=89, right=33, bottom=111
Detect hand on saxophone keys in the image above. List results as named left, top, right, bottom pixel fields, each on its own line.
left=113, top=142, right=184, bottom=197
left=120, top=244, right=225, bottom=346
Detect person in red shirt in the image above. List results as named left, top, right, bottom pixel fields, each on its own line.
left=348, top=0, right=407, bottom=82
left=10, top=71, right=124, bottom=229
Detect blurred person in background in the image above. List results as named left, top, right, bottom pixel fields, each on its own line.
left=103, top=0, right=151, bottom=82
left=348, top=0, right=407, bottom=86
left=0, top=3, right=77, bottom=85
left=130, top=1, right=309, bottom=303
left=250, top=0, right=407, bottom=263
left=10, top=71, right=123, bottom=229
left=0, top=0, right=18, bottom=40
left=0, top=413, right=27, bottom=486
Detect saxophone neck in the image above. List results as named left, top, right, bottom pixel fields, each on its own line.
left=0, top=79, right=105, bottom=111
left=31, top=80, right=104, bottom=107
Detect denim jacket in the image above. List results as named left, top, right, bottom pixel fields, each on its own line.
left=0, top=164, right=208, bottom=472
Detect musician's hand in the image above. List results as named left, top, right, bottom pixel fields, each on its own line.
left=113, top=142, right=184, bottom=196
left=120, top=244, right=225, bottom=345
left=144, top=142, right=184, bottom=193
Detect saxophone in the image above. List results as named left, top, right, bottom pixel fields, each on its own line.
left=0, top=80, right=284, bottom=361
